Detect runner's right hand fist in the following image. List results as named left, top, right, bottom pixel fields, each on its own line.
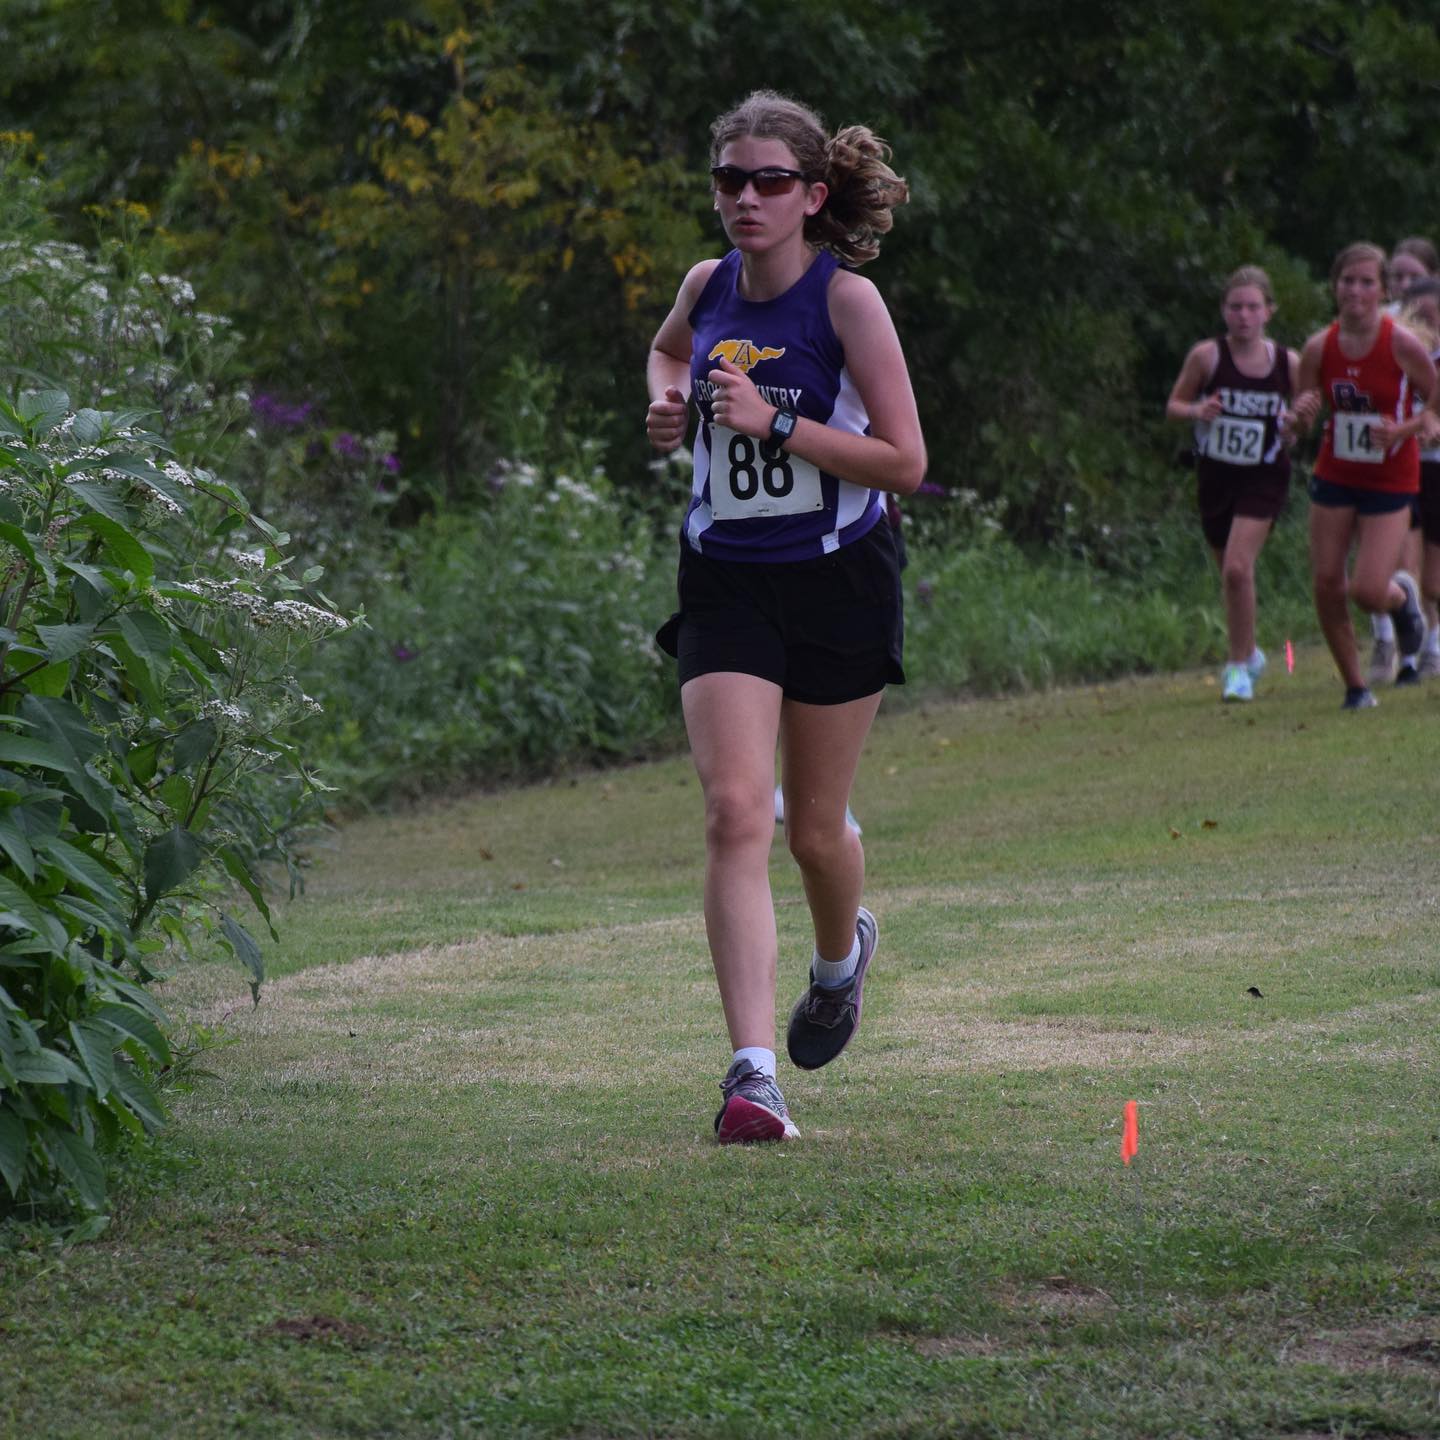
left=647, top=386, right=689, bottom=453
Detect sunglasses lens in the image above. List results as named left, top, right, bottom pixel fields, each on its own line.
left=753, top=172, right=798, bottom=196
left=711, top=168, right=802, bottom=196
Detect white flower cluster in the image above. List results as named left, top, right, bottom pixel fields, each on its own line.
left=270, top=599, right=350, bottom=635
left=617, top=621, right=660, bottom=667
left=553, top=474, right=601, bottom=506
left=163, top=460, right=196, bottom=488
left=199, top=698, right=248, bottom=726
left=224, top=548, right=266, bottom=572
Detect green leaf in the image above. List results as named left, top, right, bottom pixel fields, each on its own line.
left=118, top=610, right=173, bottom=682
left=11, top=1047, right=88, bottom=1085
left=143, top=826, right=203, bottom=900
left=66, top=481, right=133, bottom=525
left=96, top=1003, right=170, bottom=1065
left=61, top=560, right=114, bottom=598
left=0, top=809, right=36, bottom=880
left=78, top=514, right=153, bottom=585
left=36, top=622, right=95, bottom=664
left=0, top=521, right=56, bottom=587
left=221, top=913, right=264, bottom=991
left=172, top=720, right=216, bottom=773
left=0, top=736, right=74, bottom=772
left=20, top=695, right=104, bottom=763
left=0, top=1109, right=27, bottom=1196
left=0, top=874, right=68, bottom=950
left=301, top=566, right=325, bottom=583
left=24, top=662, right=71, bottom=698
left=128, top=739, right=160, bottom=785
left=218, top=846, right=275, bottom=938
left=71, top=409, right=103, bottom=445
left=17, top=389, right=69, bottom=434
left=41, top=837, right=125, bottom=915
left=69, top=1019, right=116, bottom=1100
left=45, top=1129, right=107, bottom=1210
left=112, top=1062, right=166, bottom=1133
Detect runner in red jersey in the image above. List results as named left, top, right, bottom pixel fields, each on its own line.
left=1289, top=242, right=1436, bottom=708
left=1167, top=266, right=1299, bottom=702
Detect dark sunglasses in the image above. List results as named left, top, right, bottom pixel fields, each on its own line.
left=710, top=165, right=807, bottom=197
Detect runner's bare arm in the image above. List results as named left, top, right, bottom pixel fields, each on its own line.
left=1165, top=341, right=1222, bottom=423
left=645, top=261, right=721, bottom=454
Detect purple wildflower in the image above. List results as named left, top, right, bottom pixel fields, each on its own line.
left=382, top=453, right=401, bottom=473
left=916, top=580, right=934, bottom=607
left=391, top=644, right=417, bottom=662
left=251, top=392, right=315, bottom=429
left=333, top=432, right=364, bottom=460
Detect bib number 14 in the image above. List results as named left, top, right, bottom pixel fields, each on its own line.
left=709, top=425, right=823, bottom=519
left=1332, top=413, right=1385, bottom=465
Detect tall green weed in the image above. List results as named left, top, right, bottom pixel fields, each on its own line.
left=0, top=152, right=351, bottom=1221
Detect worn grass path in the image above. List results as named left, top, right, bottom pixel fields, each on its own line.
left=4, top=649, right=1439, bottom=1438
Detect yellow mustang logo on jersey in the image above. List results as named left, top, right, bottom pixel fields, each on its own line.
left=708, top=339, right=786, bottom=373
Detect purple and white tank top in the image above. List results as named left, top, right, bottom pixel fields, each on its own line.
left=683, top=248, right=883, bottom=562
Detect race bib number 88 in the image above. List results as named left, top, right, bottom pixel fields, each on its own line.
left=708, top=425, right=824, bottom=520
left=1332, top=413, right=1384, bottom=465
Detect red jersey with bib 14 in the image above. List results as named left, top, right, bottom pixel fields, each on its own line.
left=1314, top=315, right=1419, bottom=493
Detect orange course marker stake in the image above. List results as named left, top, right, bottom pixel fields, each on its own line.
left=1121, top=1100, right=1139, bottom=1165
left=1285, top=639, right=1294, bottom=674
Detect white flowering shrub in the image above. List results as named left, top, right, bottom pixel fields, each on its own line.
left=0, top=164, right=353, bottom=1221
left=302, top=452, right=678, bottom=793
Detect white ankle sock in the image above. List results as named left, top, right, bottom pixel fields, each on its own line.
left=732, top=1046, right=776, bottom=1078
left=1425, top=626, right=1440, bottom=657
left=813, top=935, right=860, bottom=989
left=1373, top=614, right=1395, bottom=642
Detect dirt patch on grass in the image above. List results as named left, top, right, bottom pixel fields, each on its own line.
left=1282, top=1321, right=1439, bottom=1376
left=884, top=1011, right=1207, bottom=1072
left=263, top=1314, right=372, bottom=1348
left=909, top=1332, right=1009, bottom=1358
left=995, top=1276, right=1116, bottom=1319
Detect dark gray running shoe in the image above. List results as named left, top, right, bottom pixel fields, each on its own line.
left=1392, top=572, right=1425, bottom=657
left=714, top=1059, right=799, bottom=1143
left=786, top=906, right=877, bottom=1071
left=1342, top=686, right=1378, bottom=710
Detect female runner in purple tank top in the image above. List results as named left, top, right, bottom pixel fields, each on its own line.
left=645, top=91, right=925, bottom=1144
left=1165, top=266, right=1300, bottom=702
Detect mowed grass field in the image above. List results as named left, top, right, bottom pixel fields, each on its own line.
left=3, top=649, right=1438, bottom=1439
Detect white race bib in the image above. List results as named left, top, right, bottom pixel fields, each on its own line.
left=708, top=425, right=824, bottom=520
left=1201, top=415, right=1265, bottom=467
left=1332, top=413, right=1384, bottom=465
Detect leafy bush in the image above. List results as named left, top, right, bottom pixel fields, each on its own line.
left=0, top=158, right=351, bottom=1221
left=302, top=456, right=678, bottom=798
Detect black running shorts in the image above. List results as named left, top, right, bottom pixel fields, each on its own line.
left=654, top=521, right=905, bottom=705
left=1420, top=461, right=1440, bottom=546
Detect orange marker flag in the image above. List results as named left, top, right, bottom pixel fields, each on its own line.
left=1121, top=1101, right=1139, bottom=1166
left=1285, top=639, right=1294, bottom=674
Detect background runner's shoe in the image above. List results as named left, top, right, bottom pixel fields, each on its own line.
left=1342, top=686, right=1378, bottom=710
left=786, top=907, right=877, bottom=1071
left=714, top=1059, right=799, bottom=1143
left=1246, top=648, right=1267, bottom=681
left=1419, top=650, right=1440, bottom=679
left=1392, top=572, right=1425, bottom=658
left=1367, top=637, right=1396, bottom=687
left=1221, top=663, right=1253, bottom=702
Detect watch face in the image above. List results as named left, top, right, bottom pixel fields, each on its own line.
left=772, top=409, right=797, bottom=440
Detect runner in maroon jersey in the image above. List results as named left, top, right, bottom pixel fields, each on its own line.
left=1167, top=266, right=1299, bottom=702
left=1288, top=242, right=1437, bottom=708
